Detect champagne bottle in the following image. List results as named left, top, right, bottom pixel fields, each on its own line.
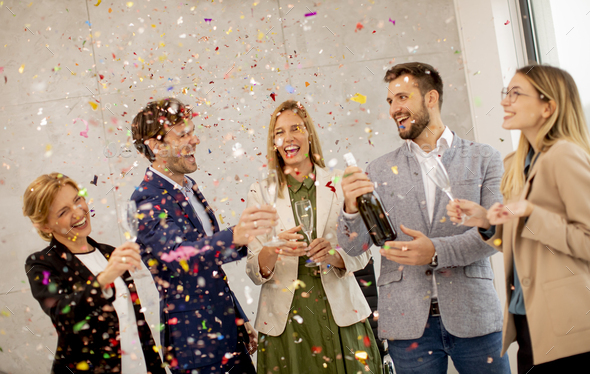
left=343, top=153, right=397, bottom=247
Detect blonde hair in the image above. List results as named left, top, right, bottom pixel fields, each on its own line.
left=22, top=173, right=80, bottom=241
left=501, top=65, right=590, bottom=200
left=266, top=100, right=326, bottom=198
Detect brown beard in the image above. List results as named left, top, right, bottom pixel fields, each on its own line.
left=398, top=101, right=431, bottom=140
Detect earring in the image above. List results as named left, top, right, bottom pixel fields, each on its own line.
left=48, top=233, right=53, bottom=237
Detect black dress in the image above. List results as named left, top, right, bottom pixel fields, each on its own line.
left=25, top=237, right=165, bottom=374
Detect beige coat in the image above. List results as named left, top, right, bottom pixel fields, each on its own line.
left=245, top=166, right=372, bottom=336
left=486, top=140, right=590, bottom=364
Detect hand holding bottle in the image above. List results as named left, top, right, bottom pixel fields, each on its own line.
left=342, top=153, right=397, bottom=246
left=341, top=165, right=374, bottom=214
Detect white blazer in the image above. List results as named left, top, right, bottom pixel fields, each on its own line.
left=246, top=166, right=372, bottom=336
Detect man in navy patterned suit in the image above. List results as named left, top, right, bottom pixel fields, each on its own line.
left=130, top=98, right=277, bottom=374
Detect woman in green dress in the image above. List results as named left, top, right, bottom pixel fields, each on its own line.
left=246, top=100, right=382, bottom=373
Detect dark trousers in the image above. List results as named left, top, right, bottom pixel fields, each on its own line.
left=513, top=314, right=590, bottom=374
left=171, top=325, right=256, bottom=374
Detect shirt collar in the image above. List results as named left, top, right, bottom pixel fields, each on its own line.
left=406, top=126, right=454, bottom=154
left=149, top=166, right=192, bottom=194
left=287, top=167, right=316, bottom=193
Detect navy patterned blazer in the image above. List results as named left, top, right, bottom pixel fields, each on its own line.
left=131, top=168, right=248, bottom=371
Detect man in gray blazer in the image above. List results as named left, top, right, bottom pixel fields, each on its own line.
left=337, top=62, right=510, bottom=373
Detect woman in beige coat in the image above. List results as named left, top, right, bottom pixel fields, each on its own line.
left=246, top=100, right=381, bottom=373
left=446, top=65, right=590, bottom=373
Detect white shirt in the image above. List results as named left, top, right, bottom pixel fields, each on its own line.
left=75, top=250, right=147, bottom=374
left=406, top=126, right=454, bottom=299
left=149, top=166, right=214, bottom=236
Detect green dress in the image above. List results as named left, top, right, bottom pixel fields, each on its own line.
left=257, top=171, right=382, bottom=374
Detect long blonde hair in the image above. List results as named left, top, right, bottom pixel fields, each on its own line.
left=501, top=65, right=590, bottom=200
left=266, top=100, right=326, bottom=198
left=23, top=173, right=80, bottom=241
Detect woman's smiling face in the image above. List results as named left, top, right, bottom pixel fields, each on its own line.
left=41, top=185, right=91, bottom=242
left=274, top=110, right=311, bottom=170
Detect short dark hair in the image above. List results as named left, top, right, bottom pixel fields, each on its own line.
left=384, top=62, right=444, bottom=110
left=131, top=98, right=192, bottom=162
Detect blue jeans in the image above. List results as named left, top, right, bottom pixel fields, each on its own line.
left=388, top=315, right=510, bottom=374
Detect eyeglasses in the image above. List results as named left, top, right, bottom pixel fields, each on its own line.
left=501, top=88, right=548, bottom=104
left=501, top=88, right=533, bottom=103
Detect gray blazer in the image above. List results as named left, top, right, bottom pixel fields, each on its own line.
left=337, top=133, right=504, bottom=340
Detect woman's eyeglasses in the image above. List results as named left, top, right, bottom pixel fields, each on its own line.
left=501, top=88, right=548, bottom=103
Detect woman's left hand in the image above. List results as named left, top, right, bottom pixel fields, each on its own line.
left=487, top=200, right=535, bottom=225
left=244, top=321, right=258, bottom=354
left=308, top=238, right=345, bottom=269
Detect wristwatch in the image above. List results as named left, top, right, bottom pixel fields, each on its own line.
left=429, top=251, right=438, bottom=268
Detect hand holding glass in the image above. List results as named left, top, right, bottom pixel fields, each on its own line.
left=294, top=200, right=320, bottom=267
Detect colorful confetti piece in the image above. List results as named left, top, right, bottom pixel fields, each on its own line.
left=350, top=93, right=367, bottom=104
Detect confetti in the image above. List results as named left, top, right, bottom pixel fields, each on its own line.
left=160, top=246, right=199, bottom=262
left=493, top=239, right=502, bottom=246
left=88, top=101, right=98, bottom=111
left=350, top=93, right=367, bottom=104
left=304, top=12, right=317, bottom=17
left=94, top=0, right=101, bottom=6
left=219, top=214, right=225, bottom=224
left=355, top=22, right=364, bottom=32
left=388, top=18, right=396, bottom=25
left=406, top=342, right=419, bottom=351
left=42, top=271, right=50, bottom=285
left=355, top=350, right=368, bottom=364
left=73, top=118, right=89, bottom=138
left=90, top=175, right=98, bottom=186
left=504, top=20, right=510, bottom=25
left=270, top=92, right=277, bottom=101
left=18, top=64, right=25, bottom=74
left=391, top=166, right=398, bottom=175
left=76, top=361, right=90, bottom=371
left=78, top=188, right=88, bottom=197
left=204, top=18, right=212, bottom=23
left=439, top=216, right=447, bottom=223
left=311, top=346, right=322, bottom=354
left=285, top=85, right=295, bottom=94
left=126, top=2, right=134, bottom=7
left=305, top=82, right=310, bottom=87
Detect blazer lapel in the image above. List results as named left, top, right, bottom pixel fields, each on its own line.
left=406, top=153, right=431, bottom=229
left=520, top=151, right=543, bottom=201
left=146, top=170, right=205, bottom=232
left=315, top=167, right=335, bottom=238
left=192, top=185, right=220, bottom=233
left=50, top=238, right=96, bottom=281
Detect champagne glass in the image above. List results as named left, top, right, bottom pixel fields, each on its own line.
left=120, top=200, right=147, bottom=280
left=294, top=200, right=319, bottom=268
left=420, top=156, right=469, bottom=225
left=259, top=169, right=286, bottom=247
left=121, top=200, right=139, bottom=242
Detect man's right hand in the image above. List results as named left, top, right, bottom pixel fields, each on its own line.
left=341, top=166, right=374, bottom=214
left=233, top=204, right=278, bottom=246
